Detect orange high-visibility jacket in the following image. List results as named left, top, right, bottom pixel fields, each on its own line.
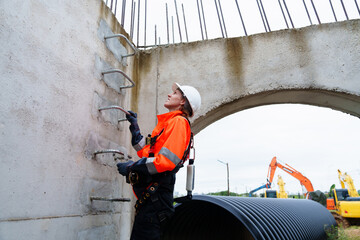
left=131, top=110, right=191, bottom=175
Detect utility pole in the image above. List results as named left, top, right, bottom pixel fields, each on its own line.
left=218, top=159, right=230, bottom=196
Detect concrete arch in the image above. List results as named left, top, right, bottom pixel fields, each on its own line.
left=192, top=89, right=360, bottom=134
left=136, top=19, right=360, bottom=135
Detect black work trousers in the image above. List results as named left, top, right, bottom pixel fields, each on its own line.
left=130, top=192, right=174, bottom=240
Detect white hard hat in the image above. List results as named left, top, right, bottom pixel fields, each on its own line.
left=172, top=82, right=201, bottom=117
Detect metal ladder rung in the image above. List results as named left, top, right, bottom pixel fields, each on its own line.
left=104, top=34, right=136, bottom=58
left=102, top=69, right=135, bottom=89
left=90, top=196, right=131, bottom=202
left=99, top=105, right=130, bottom=115
left=93, top=149, right=132, bottom=160
left=98, top=105, right=129, bottom=122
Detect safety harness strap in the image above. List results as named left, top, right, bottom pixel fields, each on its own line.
left=147, top=129, right=164, bottom=157
left=134, top=182, right=159, bottom=215
left=134, top=117, right=193, bottom=213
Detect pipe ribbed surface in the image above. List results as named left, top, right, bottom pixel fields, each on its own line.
left=163, top=195, right=336, bottom=240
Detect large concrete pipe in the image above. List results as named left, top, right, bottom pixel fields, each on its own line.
left=163, top=195, right=336, bottom=240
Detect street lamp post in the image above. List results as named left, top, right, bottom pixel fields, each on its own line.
left=217, top=159, right=230, bottom=196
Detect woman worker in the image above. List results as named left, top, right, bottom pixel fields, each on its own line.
left=117, top=82, right=201, bottom=240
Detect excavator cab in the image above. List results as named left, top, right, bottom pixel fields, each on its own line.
left=335, top=189, right=350, bottom=202
left=265, top=190, right=277, bottom=198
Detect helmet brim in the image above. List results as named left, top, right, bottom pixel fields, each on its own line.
left=172, top=82, right=181, bottom=93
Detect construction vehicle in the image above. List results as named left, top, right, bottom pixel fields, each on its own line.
left=248, top=182, right=270, bottom=197
left=338, top=169, right=359, bottom=197
left=267, top=157, right=314, bottom=198
left=277, top=175, right=288, bottom=198
left=249, top=157, right=313, bottom=198
left=330, top=188, right=360, bottom=227
left=263, top=176, right=288, bottom=198
left=327, top=170, right=359, bottom=211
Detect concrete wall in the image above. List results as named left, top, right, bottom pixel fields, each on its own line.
left=136, top=19, right=360, bottom=134
left=0, top=1, right=136, bottom=239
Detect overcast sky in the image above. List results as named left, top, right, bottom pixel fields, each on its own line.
left=174, top=104, right=360, bottom=196
left=113, top=1, right=360, bottom=195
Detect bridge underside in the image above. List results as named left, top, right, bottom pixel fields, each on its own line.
left=192, top=89, right=360, bottom=134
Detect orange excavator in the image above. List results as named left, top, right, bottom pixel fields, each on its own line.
left=267, top=156, right=314, bottom=198
left=249, top=157, right=314, bottom=198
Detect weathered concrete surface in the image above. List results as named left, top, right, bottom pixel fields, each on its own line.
left=136, top=19, right=360, bottom=134
left=0, top=0, right=136, bottom=239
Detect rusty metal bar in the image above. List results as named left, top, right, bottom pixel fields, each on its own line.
left=130, top=0, right=135, bottom=39
left=256, top=0, right=268, bottom=32
left=182, top=3, right=189, bottom=42
left=310, top=0, right=321, bottom=24
left=278, top=0, right=289, bottom=29
left=340, top=0, right=349, bottom=20
left=259, top=0, right=271, bottom=31
left=90, top=196, right=131, bottom=202
left=218, top=0, right=227, bottom=38
left=329, top=0, right=338, bottom=21
left=172, top=16, right=175, bottom=43
left=303, top=0, right=313, bottom=25
left=283, top=0, right=294, bottom=28
left=174, top=0, right=182, bottom=42
left=101, top=69, right=135, bottom=89
left=137, top=0, right=140, bottom=47
left=104, top=34, right=136, bottom=58
left=214, top=0, right=224, bottom=38
left=102, top=0, right=358, bottom=48
left=356, top=0, right=360, bottom=16
left=114, top=0, right=118, bottom=16
left=144, top=0, right=147, bottom=46
left=155, top=24, right=157, bottom=45
left=235, top=0, right=247, bottom=36
left=166, top=3, right=170, bottom=44
left=121, top=0, right=126, bottom=27
left=196, top=0, right=204, bottom=40
left=355, top=0, right=360, bottom=16
left=200, top=0, right=208, bottom=39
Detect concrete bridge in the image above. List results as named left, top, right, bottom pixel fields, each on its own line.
left=136, top=19, right=360, bottom=134
left=1, top=0, right=359, bottom=239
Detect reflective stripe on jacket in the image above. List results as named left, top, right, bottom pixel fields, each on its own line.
left=130, top=110, right=191, bottom=175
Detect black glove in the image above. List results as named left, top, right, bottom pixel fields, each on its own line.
left=117, top=160, right=134, bottom=176
left=126, top=111, right=143, bottom=146
left=126, top=111, right=138, bottom=124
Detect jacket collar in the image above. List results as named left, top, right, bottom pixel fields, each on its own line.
left=157, top=110, right=183, bottom=123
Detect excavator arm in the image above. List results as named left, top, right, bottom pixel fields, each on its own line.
left=271, top=157, right=314, bottom=197
left=249, top=157, right=278, bottom=197
left=338, top=169, right=359, bottom=197
left=338, top=169, right=346, bottom=189
left=249, top=183, right=268, bottom=197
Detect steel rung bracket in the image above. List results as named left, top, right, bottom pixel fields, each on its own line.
left=90, top=196, right=131, bottom=202
left=102, top=69, right=135, bottom=89
left=98, top=105, right=129, bottom=122
left=104, top=34, right=136, bottom=58
left=93, top=149, right=132, bottom=160
left=98, top=105, right=130, bottom=115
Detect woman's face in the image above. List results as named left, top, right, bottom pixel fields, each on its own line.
left=164, top=89, right=185, bottom=111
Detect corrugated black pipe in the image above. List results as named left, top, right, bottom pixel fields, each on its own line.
left=162, top=195, right=336, bottom=240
